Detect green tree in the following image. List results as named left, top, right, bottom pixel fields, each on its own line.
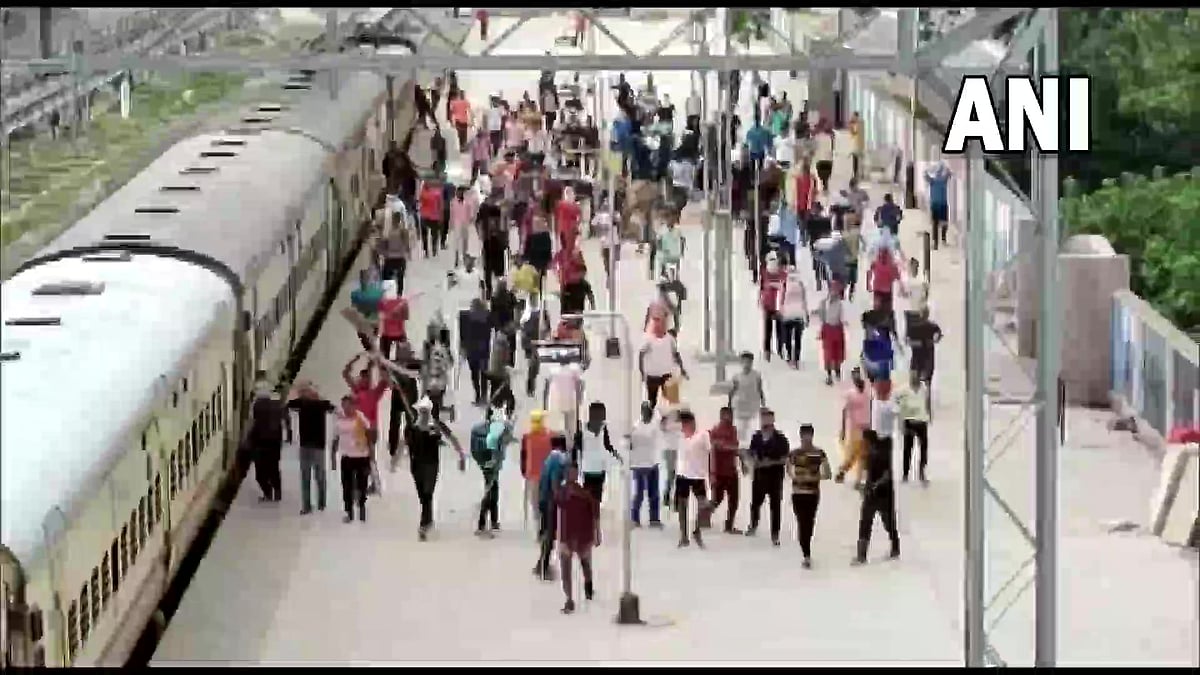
left=1062, top=173, right=1200, bottom=331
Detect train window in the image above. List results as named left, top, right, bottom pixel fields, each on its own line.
left=172, top=391, right=179, bottom=408
left=33, top=646, right=45, bottom=667
left=153, top=475, right=163, bottom=525
left=191, top=420, right=199, bottom=466
left=350, top=175, right=360, bottom=198
left=279, top=240, right=285, bottom=255
left=110, top=539, right=120, bottom=595
left=119, top=526, right=129, bottom=574
left=182, top=377, right=189, bottom=393
left=141, top=431, right=147, bottom=454
left=79, top=586, right=90, bottom=641
left=369, top=149, right=376, bottom=170
left=68, top=595, right=81, bottom=653
left=89, top=569, right=100, bottom=621
left=137, top=498, right=148, bottom=546
left=100, top=553, right=112, bottom=605
left=129, top=509, right=140, bottom=560
left=169, top=448, right=179, bottom=499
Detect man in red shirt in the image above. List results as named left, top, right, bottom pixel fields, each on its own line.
left=759, top=251, right=787, bottom=362
left=418, top=179, right=445, bottom=257
left=794, top=159, right=818, bottom=241
left=866, top=247, right=900, bottom=317
left=340, top=353, right=389, bottom=452
left=556, top=463, right=599, bottom=614
left=707, top=406, right=746, bottom=534
left=554, top=186, right=582, bottom=251
left=376, top=279, right=409, bottom=361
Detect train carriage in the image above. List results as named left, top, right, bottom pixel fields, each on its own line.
left=1, top=68, right=417, bottom=667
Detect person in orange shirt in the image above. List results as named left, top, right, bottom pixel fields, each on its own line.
left=418, top=178, right=445, bottom=257
left=521, top=409, right=555, bottom=522
left=449, top=92, right=472, bottom=150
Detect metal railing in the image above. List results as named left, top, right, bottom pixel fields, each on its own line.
left=2, top=9, right=239, bottom=136
left=1110, top=290, right=1200, bottom=438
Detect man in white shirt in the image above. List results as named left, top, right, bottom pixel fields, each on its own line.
left=487, top=98, right=505, bottom=155
left=674, top=409, right=715, bottom=549
left=573, top=401, right=621, bottom=508
left=870, top=379, right=898, bottom=446
left=629, top=402, right=664, bottom=527
left=543, top=362, right=584, bottom=439
left=639, top=328, right=686, bottom=408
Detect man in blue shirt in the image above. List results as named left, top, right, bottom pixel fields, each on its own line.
left=924, top=160, right=952, bottom=247
left=533, top=435, right=570, bottom=581
left=745, top=121, right=774, bottom=172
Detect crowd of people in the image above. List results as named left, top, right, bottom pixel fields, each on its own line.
left=240, top=60, right=953, bottom=614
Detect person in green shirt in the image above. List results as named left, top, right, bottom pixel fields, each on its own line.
left=894, top=370, right=930, bottom=484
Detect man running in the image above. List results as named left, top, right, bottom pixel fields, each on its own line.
left=787, top=423, right=831, bottom=568
left=852, top=430, right=901, bottom=565
left=675, top=409, right=715, bottom=548
left=639, top=320, right=687, bottom=408
left=573, top=401, right=622, bottom=508
left=341, top=354, right=389, bottom=461
left=405, top=396, right=466, bottom=540
left=473, top=406, right=512, bottom=537
left=896, top=369, right=931, bottom=485
left=707, top=406, right=746, bottom=534
left=521, top=409, right=555, bottom=525
left=746, top=408, right=788, bottom=546
left=249, top=385, right=286, bottom=503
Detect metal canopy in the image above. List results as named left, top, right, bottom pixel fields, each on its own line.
left=1, top=8, right=1025, bottom=78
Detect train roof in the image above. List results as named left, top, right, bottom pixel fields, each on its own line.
left=1, top=254, right=233, bottom=566
left=30, top=130, right=327, bottom=284
left=27, top=70, right=389, bottom=283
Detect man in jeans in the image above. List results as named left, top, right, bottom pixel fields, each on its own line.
left=707, top=406, right=746, bottom=534
left=629, top=402, right=663, bottom=528
left=285, top=381, right=336, bottom=514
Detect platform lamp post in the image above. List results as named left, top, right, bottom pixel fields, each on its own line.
left=560, top=311, right=640, bottom=625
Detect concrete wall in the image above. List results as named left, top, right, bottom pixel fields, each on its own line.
left=1017, top=232, right=1130, bottom=406
left=1060, top=236, right=1130, bottom=405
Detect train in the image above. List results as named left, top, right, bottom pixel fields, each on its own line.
left=0, top=65, right=418, bottom=667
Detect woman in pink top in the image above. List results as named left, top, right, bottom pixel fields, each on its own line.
left=334, top=395, right=373, bottom=522
left=376, top=279, right=409, bottom=359
left=837, top=367, right=871, bottom=487
left=504, top=115, right=524, bottom=151
left=450, top=186, right=477, bottom=268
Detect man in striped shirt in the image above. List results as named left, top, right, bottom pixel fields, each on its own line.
left=787, top=424, right=831, bottom=568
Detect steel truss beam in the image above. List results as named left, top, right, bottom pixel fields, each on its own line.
left=0, top=50, right=1008, bottom=76
left=478, top=16, right=531, bottom=57
left=645, top=10, right=711, bottom=58
left=578, top=10, right=636, bottom=57
left=903, top=7, right=1057, bottom=669
left=400, top=8, right=466, bottom=56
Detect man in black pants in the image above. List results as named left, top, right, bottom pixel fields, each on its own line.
left=746, top=408, right=789, bottom=546
left=250, top=387, right=286, bottom=502
left=405, top=397, right=466, bottom=541
left=853, top=429, right=901, bottom=564
left=385, top=343, right=421, bottom=471
left=786, top=424, right=831, bottom=568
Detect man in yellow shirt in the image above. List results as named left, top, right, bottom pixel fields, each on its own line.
left=848, top=111, right=865, bottom=180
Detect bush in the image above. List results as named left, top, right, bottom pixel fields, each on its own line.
left=1062, top=174, right=1200, bottom=331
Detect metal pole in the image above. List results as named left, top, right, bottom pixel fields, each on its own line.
left=1034, top=9, right=1060, bottom=667
left=326, top=11, right=339, bottom=100
left=963, top=144, right=988, bottom=667
left=722, top=8, right=734, bottom=353
left=697, top=17, right=712, bottom=354
left=564, top=311, right=640, bottom=624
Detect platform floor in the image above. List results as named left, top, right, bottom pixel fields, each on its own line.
left=151, top=14, right=1198, bottom=667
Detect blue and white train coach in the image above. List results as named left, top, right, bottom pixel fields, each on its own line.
left=0, top=70, right=416, bottom=667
